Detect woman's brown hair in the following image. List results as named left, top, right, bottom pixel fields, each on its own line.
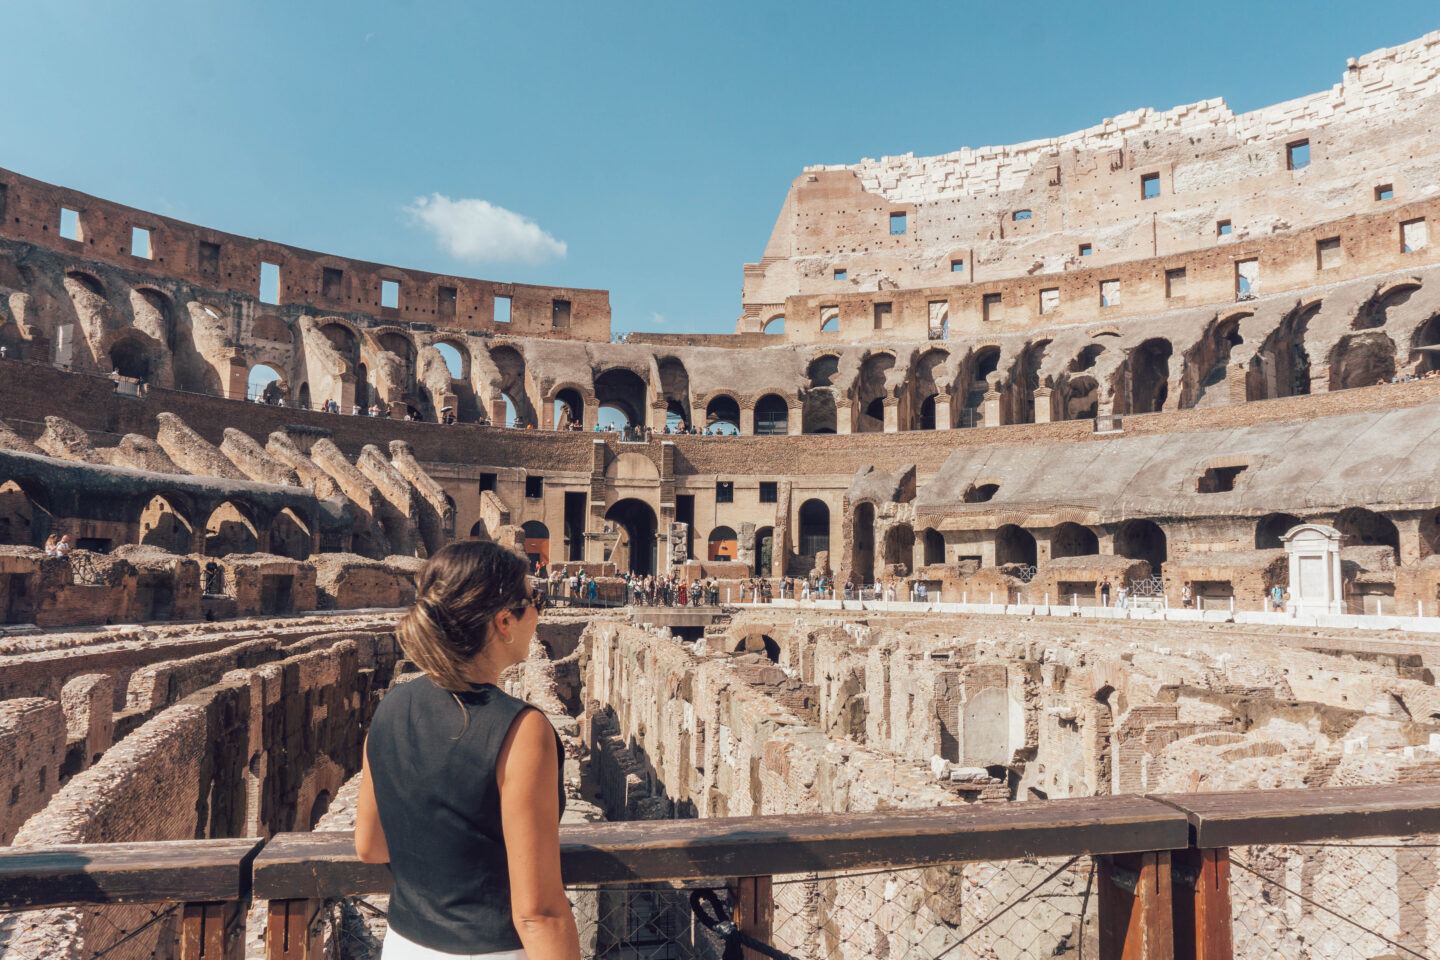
left=396, top=540, right=530, bottom=692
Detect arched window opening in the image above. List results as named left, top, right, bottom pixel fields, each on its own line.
left=605, top=499, right=658, bottom=575
left=1050, top=522, right=1099, bottom=558
left=247, top=365, right=284, bottom=403
left=271, top=509, right=311, bottom=560
left=1255, top=513, right=1303, bottom=550
left=1334, top=508, right=1400, bottom=555
left=918, top=395, right=937, bottom=430
left=807, top=355, right=839, bottom=388
left=1127, top=339, right=1172, bottom=414
left=522, top=520, right=550, bottom=568
left=754, top=394, right=789, bottom=435
left=923, top=528, right=945, bottom=566
left=754, top=526, right=774, bottom=575
left=594, top=368, right=648, bottom=428
left=798, top=500, right=830, bottom=557
left=802, top=391, right=837, bottom=434
left=435, top=342, right=465, bottom=379
left=882, top=523, right=914, bottom=576
left=995, top=525, right=1037, bottom=567
left=205, top=501, right=259, bottom=557
left=1114, top=519, right=1167, bottom=575
left=139, top=495, right=193, bottom=554
left=705, top=395, right=740, bottom=434
left=553, top=387, right=585, bottom=429
left=853, top=502, right=876, bottom=583
left=708, top=526, right=739, bottom=562
left=763, top=315, right=785, bottom=335
left=109, top=339, right=151, bottom=380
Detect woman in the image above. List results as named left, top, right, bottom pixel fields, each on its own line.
left=43, top=534, right=59, bottom=557
left=355, top=541, right=579, bottom=960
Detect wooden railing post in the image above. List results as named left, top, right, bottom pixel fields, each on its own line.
left=731, top=875, right=774, bottom=960
left=1171, top=848, right=1233, bottom=960
left=1097, top=851, right=1174, bottom=960
left=265, top=898, right=324, bottom=960
left=181, top=900, right=245, bottom=960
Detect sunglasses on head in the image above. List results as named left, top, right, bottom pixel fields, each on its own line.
left=512, top=590, right=548, bottom=614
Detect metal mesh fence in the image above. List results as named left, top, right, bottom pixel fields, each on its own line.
left=1229, top=837, right=1440, bottom=960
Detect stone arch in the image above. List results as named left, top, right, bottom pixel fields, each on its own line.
left=707, top=525, right=738, bottom=562
left=1051, top=522, right=1099, bottom=558
left=65, top=270, right=105, bottom=297
left=753, top=393, right=789, bottom=435
left=852, top=501, right=876, bottom=583
left=763, top=314, right=785, bottom=335
left=1334, top=507, right=1400, bottom=554
left=1249, top=300, right=1319, bottom=400
left=433, top=338, right=470, bottom=380
left=270, top=508, right=311, bottom=560
left=801, top=390, right=837, bottom=434
left=1062, top=375, right=1099, bottom=421
left=320, top=320, right=361, bottom=362
left=798, top=499, right=831, bottom=558
left=655, top=357, right=692, bottom=428
left=1006, top=339, right=1051, bottom=424
left=1327, top=332, right=1396, bottom=390
left=551, top=385, right=586, bottom=428
left=960, top=346, right=1001, bottom=426
left=489, top=345, right=535, bottom=426
left=1353, top=281, right=1420, bottom=330
left=923, top=528, right=945, bottom=566
left=882, top=523, right=914, bottom=576
left=1408, top=313, right=1440, bottom=375
left=1255, top=512, right=1303, bottom=550
left=0, top=479, right=47, bottom=547
left=132, top=287, right=179, bottom=354
left=807, top=353, right=840, bottom=388
left=138, top=494, right=194, bottom=554
left=605, top=498, right=658, bottom=575
left=205, top=500, right=260, bottom=557
left=1179, top=313, right=1245, bottom=409
left=375, top=329, right=418, bottom=394
left=995, top=525, right=1037, bottom=567
left=522, top=520, right=550, bottom=567
left=107, top=335, right=154, bottom=380
left=1114, top=519, right=1166, bottom=573
left=1123, top=339, right=1172, bottom=414
left=855, top=352, right=896, bottom=433
left=595, top=367, right=648, bottom=427
left=247, top=363, right=285, bottom=402
left=734, top=632, right=780, bottom=663
left=911, top=348, right=950, bottom=429
left=704, top=394, right=741, bottom=434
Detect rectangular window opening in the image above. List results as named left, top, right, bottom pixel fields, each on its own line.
left=889, top=212, right=907, bottom=235
left=552, top=298, right=571, bottom=329
left=381, top=279, right=400, bottom=309
left=478, top=473, right=498, bottom=493
left=1099, top=279, right=1119, bottom=308
left=59, top=207, right=82, bottom=242
left=1012, top=209, right=1032, bottom=221
left=259, top=261, right=280, bottom=304
left=0, top=184, right=8, bottom=221
left=950, top=259, right=964, bottom=272
left=873, top=302, right=892, bottom=330
left=438, top=285, right=457, bottom=319
left=715, top=481, right=734, bottom=504
left=525, top=475, right=543, bottom=499
left=1286, top=139, right=1310, bottom=171
left=1402, top=218, right=1428, bottom=253
left=1039, top=288, right=1059, bottom=315
left=494, top=295, right=511, bottom=323
left=322, top=267, right=344, bottom=300
left=1079, top=243, right=1092, bottom=256
left=130, top=227, right=152, bottom=259
left=1316, top=237, right=1342, bottom=270
left=1165, top=268, right=1187, bottom=298
left=1236, top=259, right=1259, bottom=298
left=1217, top=220, right=1233, bottom=237
left=834, top=268, right=847, bottom=280
left=1376, top=184, right=1395, bottom=201
left=759, top=481, right=778, bottom=503
left=1141, top=173, right=1160, bottom=200
left=198, top=241, right=221, bottom=276
left=982, top=292, right=1001, bottom=323
left=1197, top=465, right=1247, bottom=493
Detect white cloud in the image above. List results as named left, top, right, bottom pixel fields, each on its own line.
left=403, top=193, right=567, bottom=265
left=651, top=312, right=666, bottom=325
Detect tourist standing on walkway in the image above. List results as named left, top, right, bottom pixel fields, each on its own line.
left=1100, top=578, right=1112, bottom=606
left=355, top=540, right=578, bottom=960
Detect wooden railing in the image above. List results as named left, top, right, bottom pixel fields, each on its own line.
left=0, top=784, right=1437, bottom=960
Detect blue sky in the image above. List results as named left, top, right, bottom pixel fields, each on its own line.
left=4, top=1, right=1437, bottom=335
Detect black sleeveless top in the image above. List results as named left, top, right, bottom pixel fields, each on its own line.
left=367, top=676, right=566, bottom=954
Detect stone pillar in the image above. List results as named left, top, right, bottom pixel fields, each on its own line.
left=1098, top=532, right=1116, bottom=555
left=1033, top=386, right=1054, bottom=424
left=583, top=398, right=599, bottom=432
left=388, top=400, right=406, bottom=419
left=1395, top=515, right=1424, bottom=567
left=540, top=396, right=554, bottom=430
left=337, top=375, right=356, bottom=412
left=225, top=351, right=249, bottom=400
left=1035, top=531, right=1054, bottom=563
left=788, top=404, right=802, bottom=435
left=1226, top=363, right=1247, bottom=405
left=649, top=402, right=669, bottom=432
left=933, top=394, right=953, bottom=430
left=882, top=397, right=900, bottom=433
left=835, top=400, right=853, bottom=435
left=982, top=389, right=1002, bottom=428
left=739, top=400, right=755, bottom=436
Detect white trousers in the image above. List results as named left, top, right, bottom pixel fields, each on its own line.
left=381, top=926, right=528, bottom=960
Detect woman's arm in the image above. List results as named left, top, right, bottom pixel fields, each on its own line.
left=354, top=735, right=390, bottom=864
left=499, top=708, right=581, bottom=960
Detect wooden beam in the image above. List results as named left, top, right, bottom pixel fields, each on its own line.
left=1150, top=783, right=1440, bottom=847
left=1098, top=851, right=1174, bottom=960
left=266, top=899, right=324, bottom=960
left=254, top=796, right=1188, bottom=898
left=1171, top=848, right=1232, bottom=960
left=181, top=900, right=245, bottom=960
left=0, top=838, right=262, bottom=909
left=731, top=876, right=774, bottom=960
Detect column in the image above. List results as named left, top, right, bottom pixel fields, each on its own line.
left=982, top=388, right=1002, bottom=428
left=583, top=398, right=600, bottom=432
left=739, top=399, right=755, bottom=436
left=882, top=397, right=900, bottom=433
left=933, top=394, right=953, bottom=430
left=1033, top=386, right=1054, bottom=424
left=835, top=400, right=853, bottom=435
left=649, top=402, right=669, bottom=433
